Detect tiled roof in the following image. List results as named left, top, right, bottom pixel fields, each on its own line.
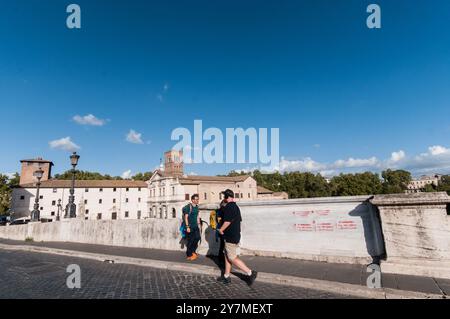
left=257, top=186, right=274, bottom=194
left=179, top=175, right=251, bottom=185
left=20, top=158, right=54, bottom=165
left=18, top=179, right=147, bottom=189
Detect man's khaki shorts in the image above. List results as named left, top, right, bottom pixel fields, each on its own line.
left=224, top=242, right=240, bottom=261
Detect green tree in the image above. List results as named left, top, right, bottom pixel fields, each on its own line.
left=423, top=183, right=437, bottom=192
left=381, top=169, right=412, bottom=194
left=132, top=172, right=153, bottom=181
left=0, top=173, right=20, bottom=215
left=330, top=172, right=382, bottom=196
left=54, top=170, right=123, bottom=180
left=437, top=175, right=450, bottom=195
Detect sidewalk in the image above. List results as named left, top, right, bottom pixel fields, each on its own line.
left=0, top=238, right=448, bottom=299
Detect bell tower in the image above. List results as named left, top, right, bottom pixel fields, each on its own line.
left=164, top=150, right=184, bottom=177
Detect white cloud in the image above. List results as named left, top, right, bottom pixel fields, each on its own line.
left=279, top=157, right=326, bottom=172
left=274, top=145, right=450, bottom=176
left=126, top=130, right=144, bottom=144
left=121, top=170, right=132, bottom=179
left=390, top=150, right=406, bottom=162
left=163, top=83, right=169, bottom=92
left=49, top=137, right=80, bottom=152
left=73, top=114, right=106, bottom=126
left=428, top=145, right=450, bottom=156
left=332, top=157, right=379, bottom=169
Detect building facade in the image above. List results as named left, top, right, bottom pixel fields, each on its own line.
left=11, top=152, right=286, bottom=221
left=406, top=174, right=442, bottom=193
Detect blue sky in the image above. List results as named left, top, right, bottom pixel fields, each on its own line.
left=1, top=0, right=450, bottom=178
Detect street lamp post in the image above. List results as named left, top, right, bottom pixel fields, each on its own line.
left=65, top=152, right=80, bottom=218
left=30, top=168, right=44, bottom=222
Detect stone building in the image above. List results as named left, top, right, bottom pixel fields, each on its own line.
left=406, top=174, right=442, bottom=193
left=10, top=151, right=286, bottom=221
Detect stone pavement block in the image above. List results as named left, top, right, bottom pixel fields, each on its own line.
left=324, top=264, right=364, bottom=285
left=434, top=278, right=450, bottom=296
left=395, top=274, right=442, bottom=294
left=380, top=273, right=398, bottom=290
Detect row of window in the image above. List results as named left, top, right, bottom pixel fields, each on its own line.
left=150, top=187, right=175, bottom=197
left=46, top=211, right=142, bottom=219
left=20, top=197, right=142, bottom=204
left=48, top=187, right=142, bottom=194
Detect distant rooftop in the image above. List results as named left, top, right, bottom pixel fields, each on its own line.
left=20, top=158, right=54, bottom=165
left=17, top=179, right=147, bottom=189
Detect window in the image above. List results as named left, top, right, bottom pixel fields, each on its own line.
left=99, top=199, right=102, bottom=204
left=113, top=188, right=117, bottom=192
left=85, top=209, right=89, bottom=214
left=241, top=193, right=243, bottom=199
left=126, top=188, right=129, bottom=192
left=97, top=213, right=102, bottom=220
left=85, top=188, right=89, bottom=192
left=137, top=211, right=141, bottom=219
left=125, top=211, right=129, bottom=218
left=235, top=193, right=240, bottom=199
left=85, top=217, right=88, bottom=220
left=112, top=212, right=117, bottom=220
left=219, top=193, right=222, bottom=200
left=20, top=196, right=25, bottom=200
left=39, top=195, right=43, bottom=199
left=99, top=188, right=103, bottom=192
left=172, top=187, right=175, bottom=195
left=53, top=188, right=57, bottom=193
left=126, top=198, right=129, bottom=203
left=51, top=212, right=55, bottom=216
left=52, top=200, right=56, bottom=206
left=185, top=194, right=190, bottom=200
left=163, top=188, right=165, bottom=196
left=138, top=198, right=141, bottom=203
left=248, top=193, right=251, bottom=198
left=172, top=208, right=176, bottom=218
left=113, top=199, right=116, bottom=204
left=40, top=207, right=43, bottom=210
left=138, top=188, right=141, bottom=192
left=159, top=188, right=162, bottom=196
left=204, top=193, right=207, bottom=200
left=84, top=200, right=88, bottom=204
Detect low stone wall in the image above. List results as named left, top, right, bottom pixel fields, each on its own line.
left=371, top=192, right=450, bottom=279
left=0, top=219, right=183, bottom=251
left=0, top=195, right=385, bottom=264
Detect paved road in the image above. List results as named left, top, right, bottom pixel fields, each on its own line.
left=0, top=249, right=355, bottom=299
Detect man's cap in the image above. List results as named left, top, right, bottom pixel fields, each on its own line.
left=221, top=189, right=234, bottom=198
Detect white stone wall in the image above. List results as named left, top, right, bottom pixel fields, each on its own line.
left=2, top=195, right=385, bottom=265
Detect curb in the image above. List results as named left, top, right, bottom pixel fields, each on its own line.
left=0, top=243, right=445, bottom=300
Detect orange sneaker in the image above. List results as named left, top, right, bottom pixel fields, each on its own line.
left=190, top=254, right=198, bottom=261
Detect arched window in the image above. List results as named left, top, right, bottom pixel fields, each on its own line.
left=172, top=208, right=176, bottom=218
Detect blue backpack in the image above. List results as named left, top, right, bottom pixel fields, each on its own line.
left=179, top=204, right=193, bottom=239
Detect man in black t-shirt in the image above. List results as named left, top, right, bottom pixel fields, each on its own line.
left=217, top=189, right=257, bottom=286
